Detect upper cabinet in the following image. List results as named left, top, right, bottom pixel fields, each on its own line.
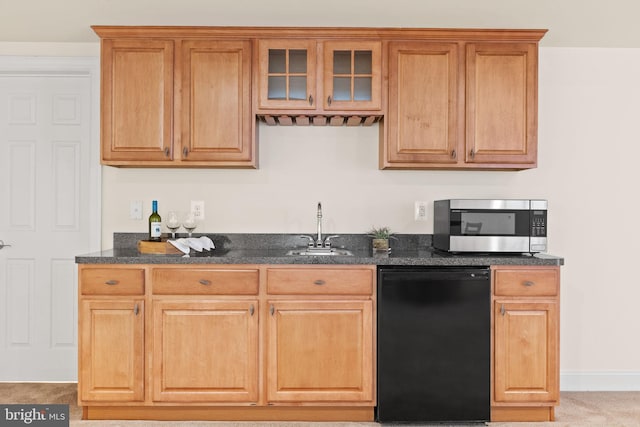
left=256, top=39, right=382, bottom=123
left=180, top=40, right=253, bottom=165
left=382, top=36, right=544, bottom=170
left=384, top=41, right=460, bottom=166
left=100, top=39, right=175, bottom=163
left=95, top=27, right=255, bottom=168
left=465, top=43, right=538, bottom=167
left=94, top=26, right=545, bottom=169
left=257, top=40, right=317, bottom=111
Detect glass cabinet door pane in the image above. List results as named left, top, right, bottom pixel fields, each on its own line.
left=289, top=76, right=307, bottom=100
left=354, top=51, right=372, bottom=74
left=289, top=49, right=307, bottom=73
left=268, top=49, right=286, bottom=73
left=333, top=51, right=352, bottom=74
left=354, top=77, right=372, bottom=101
left=333, top=77, right=351, bottom=101
left=268, top=76, right=286, bottom=100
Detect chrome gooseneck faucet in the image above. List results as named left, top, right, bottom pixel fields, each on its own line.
left=298, top=202, right=339, bottom=250
left=316, top=202, right=323, bottom=248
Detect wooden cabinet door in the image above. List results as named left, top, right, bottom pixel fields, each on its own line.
left=101, top=39, right=174, bottom=163
left=79, top=299, right=144, bottom=402
left=323, top=41, right=382, bottom=112
left=384, top=42, right=459, bottom=167
left=257, top=40, right=317, bottom=110
left=152, top=300, right=259, bottom=402
left=494, top=301, right=559, bottom=403
left=180, top=40, right=254, bottom=165
left=466, top=43, right=538, bottom=166
left=267, top=300, right=374, bottom=403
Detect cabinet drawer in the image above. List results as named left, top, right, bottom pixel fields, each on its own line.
left=81, top=268, right=145, bottom=295
left=267, top=267, right=373, bottom=295
left=494, top=268, right=559, bottom=297
left=152, top=268, right=259, bottom=295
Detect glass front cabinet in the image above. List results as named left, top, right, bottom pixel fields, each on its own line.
left=257, top=40, right=381, bottom=113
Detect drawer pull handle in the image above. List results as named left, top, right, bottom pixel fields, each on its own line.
left=313, top=280, right=326, bottom=286
left=199, top=279, right=211, bottom=286
left=105, top=280, right=119, bottom=286
left=523, top=281, right=535, bottom=287
left=249, top=304, right=255, bottom=316
left=134, top=304, right=139, bottom=316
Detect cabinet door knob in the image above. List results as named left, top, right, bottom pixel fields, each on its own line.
left=451, top=149, right=457, bottom=159
left=249, top=304, right=255, bottom=316
left=500, top=304, right=505, bottom=316
left=134, top=303, right=140, bottom=316
left=327, top=96, right=332, bottom=106
left=469, top=149, right=476, bottom=160
left=270, top=304, right=275, bottom=316
left=164, top=147, right=170, bottom=157
left=199, top=279, right=211, bottom=286
left=183, top=147, right=189, bottom=157
left=308, top=94, right=314, bottom=105
left=105, top=280, right=119, bottom=286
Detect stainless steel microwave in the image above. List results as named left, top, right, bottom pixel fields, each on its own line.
left=433, top=199, right=547, bottom=253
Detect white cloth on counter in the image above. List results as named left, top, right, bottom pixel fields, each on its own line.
left=168, top=236, right=215, bottom=254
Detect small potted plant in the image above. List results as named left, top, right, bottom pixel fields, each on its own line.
left=367, top=226, right=395, bottom=252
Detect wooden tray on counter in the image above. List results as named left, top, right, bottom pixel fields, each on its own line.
left=137, top=240, right=183, bottom=254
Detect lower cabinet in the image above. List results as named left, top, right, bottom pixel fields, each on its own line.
left=78, top=266, right=145, bottom=403
left=77, top=264, right=376, bottom=421
left=152, top=299, right=259, bottom=402
left=491, top=266, right=560, bottom=422
left=79, top=299, right=145, bottom=402
left=267, top=300, right=374, bottom=402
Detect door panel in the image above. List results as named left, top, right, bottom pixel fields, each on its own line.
left=0, top=62, right=98, bottom=381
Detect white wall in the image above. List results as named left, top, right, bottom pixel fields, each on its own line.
left=2, top=37, right=638, bottom=389
left=99, top=47, right=640, bottom=391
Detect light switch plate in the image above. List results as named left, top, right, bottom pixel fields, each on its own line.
left=130, top=200, right=143, bottom=220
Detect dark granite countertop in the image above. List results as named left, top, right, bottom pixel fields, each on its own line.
left=76, top=233, right=564, bottom=266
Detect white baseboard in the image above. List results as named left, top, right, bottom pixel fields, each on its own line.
left=561, top=372, right=640, bottom=391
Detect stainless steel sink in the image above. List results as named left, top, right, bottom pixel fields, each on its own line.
left=286, top=248, right=354, bottom=256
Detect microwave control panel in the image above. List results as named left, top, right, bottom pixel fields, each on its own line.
left=531, top=210, right=547, bottom=237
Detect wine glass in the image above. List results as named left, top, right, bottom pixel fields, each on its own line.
left=182, top=212, right=197, bottom=238
left=166, top=211, right=180, bottom=239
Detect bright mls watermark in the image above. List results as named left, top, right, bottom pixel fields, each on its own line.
left=0, top=405, right=68, bottom=426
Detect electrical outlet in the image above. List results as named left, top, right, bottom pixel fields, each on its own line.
left=191, top=200, right=205, bottom=220
left=130, top=200, right=143, bottom=220
left=414, top=201, right=428, bottom=221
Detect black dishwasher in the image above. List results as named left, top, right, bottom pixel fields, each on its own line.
left=376, top=266, right=491, bottom=423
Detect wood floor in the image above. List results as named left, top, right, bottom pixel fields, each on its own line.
left=1, top=383, right=639, bottom=426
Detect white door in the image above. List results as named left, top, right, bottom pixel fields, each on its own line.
left=0, top=57, right=100, bottom=381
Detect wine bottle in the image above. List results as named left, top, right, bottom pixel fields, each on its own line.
left=149, top=200, right=162, bottom=242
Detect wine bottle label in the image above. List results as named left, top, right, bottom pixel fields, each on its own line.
left=150, top=222, right=162, bottom=238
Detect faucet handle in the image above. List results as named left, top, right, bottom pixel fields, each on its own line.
left=298, top=235, right=315, bottom=248
left=323, top=235, right=340, bottom=248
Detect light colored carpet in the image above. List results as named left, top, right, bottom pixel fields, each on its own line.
left=1, top=383, right=639, bottom=426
